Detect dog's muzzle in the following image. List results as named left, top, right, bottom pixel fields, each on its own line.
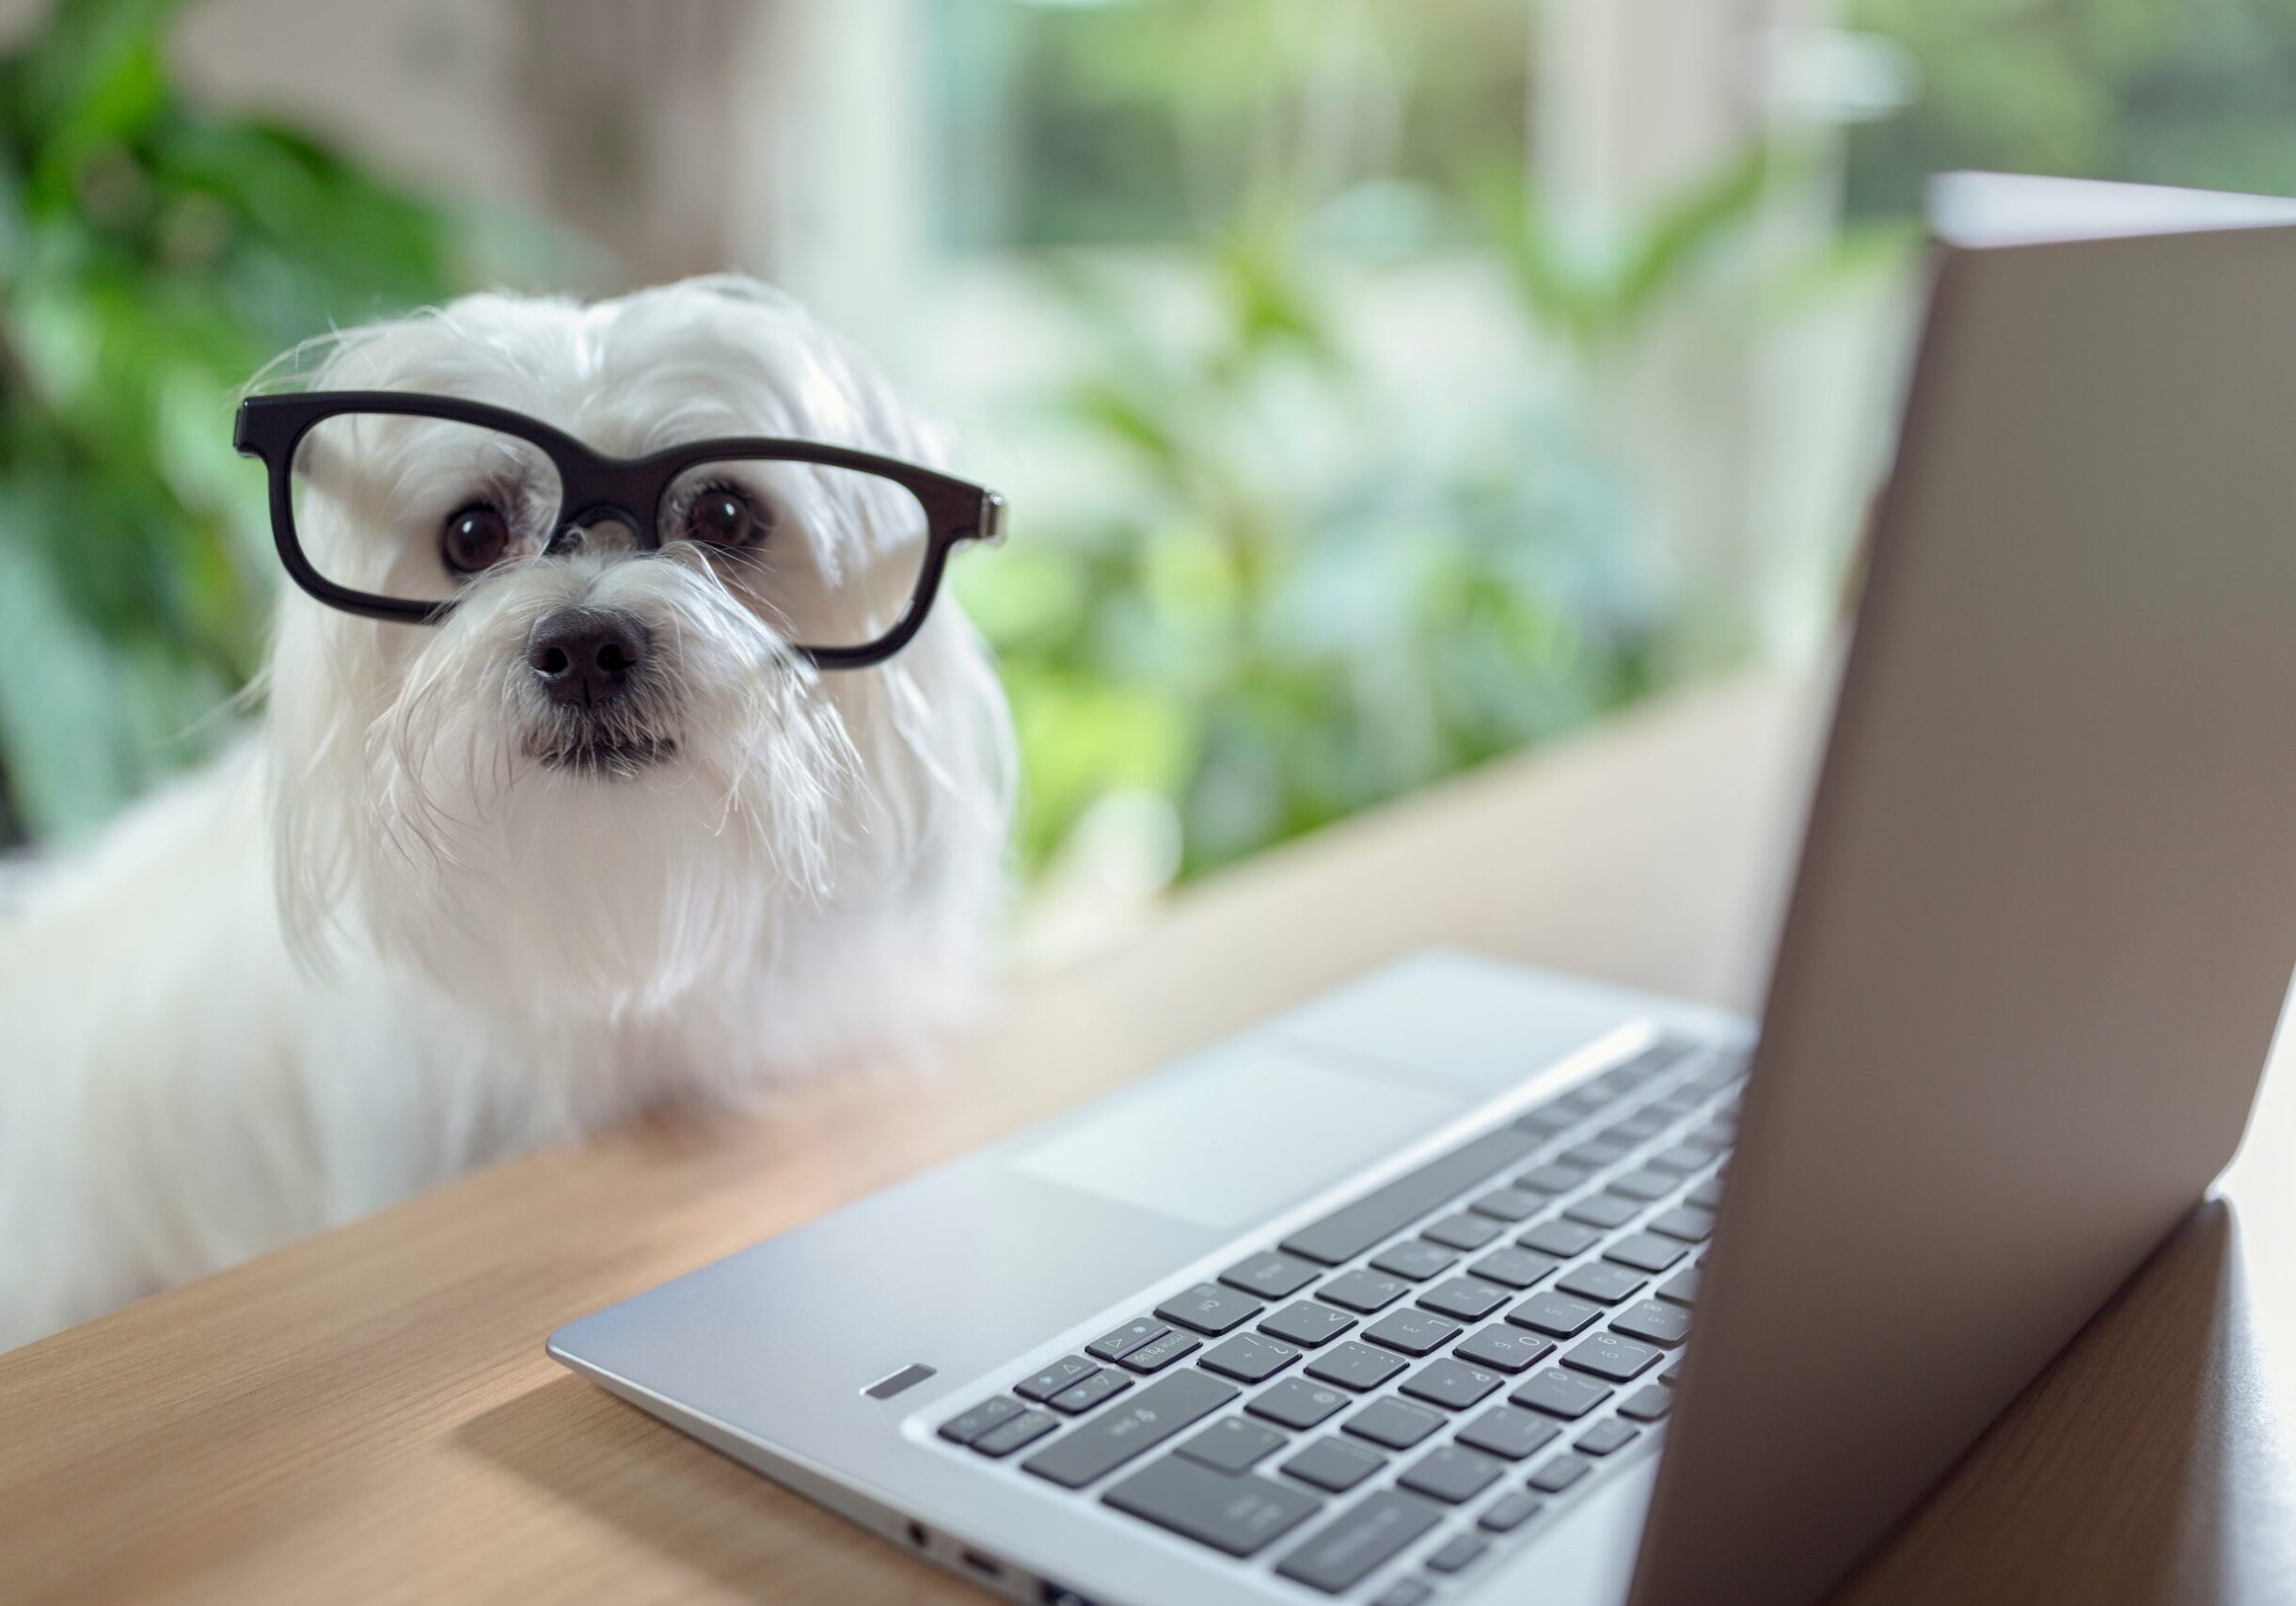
left=525, top=605, right=676, bottom=774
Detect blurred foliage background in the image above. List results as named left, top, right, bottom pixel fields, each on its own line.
left=1842, top=0, right=2296, bottom=211
left=0, top=0, right=467, bottom=838
left=6, top=0, right=2296, bottom=942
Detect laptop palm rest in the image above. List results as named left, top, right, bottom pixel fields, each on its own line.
left=1013, top=1053, right=1462, bottom=1230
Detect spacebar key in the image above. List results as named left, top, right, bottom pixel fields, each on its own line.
left=1280, top=1127, right=1542, bottom=1264
left=1021, top=1369, right=1237, bottom=1488
left=1275, top=1489, right=1445, bottom=1594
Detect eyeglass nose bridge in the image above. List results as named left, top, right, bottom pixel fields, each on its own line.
left=547, top=498, right=661, bottom=557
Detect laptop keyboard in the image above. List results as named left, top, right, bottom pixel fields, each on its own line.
left=933, top=1035, right=1745, bottom=1599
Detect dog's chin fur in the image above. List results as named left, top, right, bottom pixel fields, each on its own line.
left=0, top=278, right=1014, bottom=1351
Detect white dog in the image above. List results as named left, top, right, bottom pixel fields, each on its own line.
left=0, top=278, right=1013, bottom=1351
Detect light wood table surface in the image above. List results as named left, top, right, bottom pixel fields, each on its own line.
left=6, top=670, right=2294, bottom=1605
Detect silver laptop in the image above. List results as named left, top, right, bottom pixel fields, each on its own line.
left=548, top=173, right=2296, bottom=1606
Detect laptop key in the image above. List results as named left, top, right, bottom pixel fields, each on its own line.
left=1086, top=1318, right=1168, bottom=1364
left=1603, top=1232, right=1687, bottom=1274
left=1469, top=1187, right=1545, bottom=1222
left=1513, top=1102, right=1578, bottom=1136
left=1121, top=1328, right=1203, bottom=1372
left=1479, top=1490, right=1545, bottom=1533
left=1564, top=1193, right=1640, bottom=1230
left=1156, top=1283, right=1264, bottom=1335
left=1427, top=1533, right=1491, bottom=1573
left=1456, top=1404, right=1561, bottom=1460
left=1417, top=1277, right=1510, bottom=1323
left=1362, top=1309, right=1462, bottom=1356
left=1576, top=1419, right=1641, bottom=1456
left=1507, top=1290, right=1603, bottom=1338
left=1398, top=1443, right=1506, bottom=1504
left=1618, top=1385, right=1674, bottom=1422
left=1319, top=1269, right=1410, bottom=1313
left=1648, top=1205, right=1717, bottom=1243
left=1304, top=1340, right=1407, bottom=1392
left=1016, top=1356, right=1101, bottom=1403
left=1220, top=1250, right=1321, bottom=1300
left=1605, top=1168, right=1676, bottom=1202
left=1421, top=1213, right=1504, bottom=1251
left=1469, top=1247, right=1560, bottom=1290
left=1517, top=1218, right=1602, bottom=1258
left=1606, top=1114, right=1668, bottom=1142
left=1527, top=1453, right=1595, bottom=1493
left=1454, top=1326, right=1554, bottom=1374
left=1259, top=1301, right=1358, bottom=1348
left=1275, top=1489, right=1445, bottom=1595
left=974, top=1407, right=1061, bottom=1458
left=1342, top=1397, right=1447, bottom=1450
left=1372, top=1581, right=1433, bottom=1606
left=1687, top=1177, right=1726, bottom=1210
left=1021, top=1369, right=1236, bottom=1487
left=1281, top=1436, right=1386, bottom=1493
left=1248, top=1377, right=1352, bottom=1431
left=937, top=1395, right=1023, bottom=1446
left=1562, top=1331, right=1666, bottom=1383
left=1557, top=1263, right=1647, bottom=1305
left=1400, top=1356, right=1504, bottom=1411
left=1656, top=1267, right=1702, bottom=1307
left=1051, top=1369, right=1133, bottom=1414
left=1177, top=1415, right=1287, bottom=1472
left=1279, top=1127, right=1541, bottom=1265
left=1560, top=1140, right=1627, bottom=1169
left=1369, top=1240, right=1458, bottom=1281
left=1102, top=1454, right=1322, bottom=1558
left=1200, top=1333, right=1302, bottom=1384
left=1511, top=1368, right=1613, bottom=1420
left=1646, top=1144, right=1709, bottom=1175
left=1611, top=1298, right=1692, bottom=1347
left=1516, top=1162, right=1589, bottom=1194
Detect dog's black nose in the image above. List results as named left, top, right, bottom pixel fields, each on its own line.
left=527, top=608, right=649, bottom=708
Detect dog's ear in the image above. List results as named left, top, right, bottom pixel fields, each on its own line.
left=261, top=598, right=366, bottom=977
left=242, top=322, right=403, bottom=975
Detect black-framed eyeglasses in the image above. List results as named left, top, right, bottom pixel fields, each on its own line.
left=232, top=390, right=1007, bottom=669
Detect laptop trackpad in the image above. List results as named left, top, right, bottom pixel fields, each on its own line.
left=1011, top=1045, right=1462, bottom=1231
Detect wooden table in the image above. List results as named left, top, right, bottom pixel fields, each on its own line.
left=6, top=671, right=2294, bottom=1605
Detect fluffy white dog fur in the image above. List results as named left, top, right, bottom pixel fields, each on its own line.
left=0, top=278, right=1013, bottom=1351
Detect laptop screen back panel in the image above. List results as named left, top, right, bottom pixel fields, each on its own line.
left=1632, top=203, right=2296, bottom=1606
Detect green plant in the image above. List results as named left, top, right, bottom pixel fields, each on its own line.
left=1475, top=150, right=1778, bottom=366
left=940, top=0, right=1885, bottom=889
left=0, top=0, right=474, bottom=842
left=961, top=223, right=1662, bottom=883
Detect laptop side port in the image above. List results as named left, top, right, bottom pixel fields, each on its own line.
left=1039, top=1585, right=1101, bottom=1606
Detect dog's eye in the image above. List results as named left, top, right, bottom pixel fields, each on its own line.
left=441, top=504, right=511, bottom=574
left=683, top=485, right=758, bottom=548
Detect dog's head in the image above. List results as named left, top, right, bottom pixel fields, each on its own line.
left=262, top=278, right=1011, bottom=1025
